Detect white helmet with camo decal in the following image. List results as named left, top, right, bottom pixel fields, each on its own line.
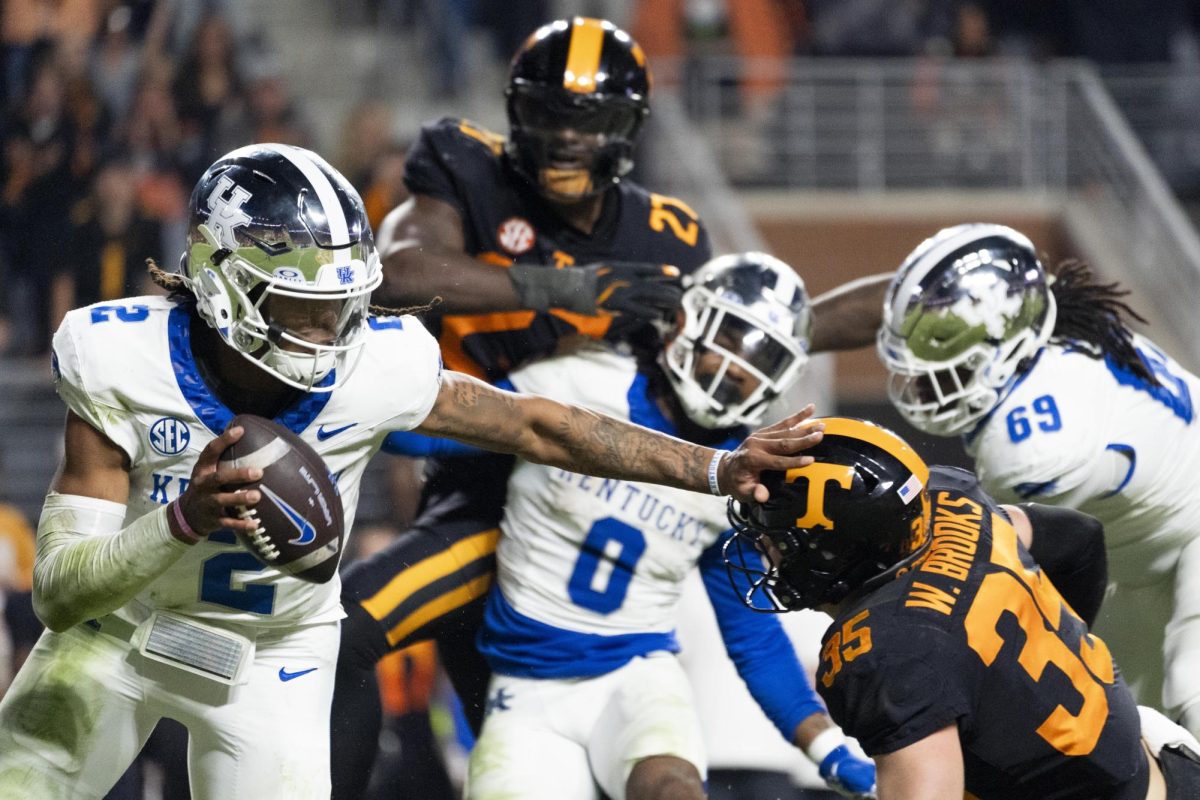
left=182, top=143, right=382, bottom=392
left=877, top=223, right=1056, bottom=436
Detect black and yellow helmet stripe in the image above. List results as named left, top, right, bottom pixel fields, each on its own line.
left=563, top=17, right=607, bottom=93
left=821, top=417, right=930, bottom=486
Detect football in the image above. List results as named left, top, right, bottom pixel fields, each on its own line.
left=217, top=414, right=345, bottom=584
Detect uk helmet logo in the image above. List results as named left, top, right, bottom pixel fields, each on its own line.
left=149, top=417, right=191, bottom=456
left=204, top=175, right=252, bottom=250
left=497, top=217, right=535, bottom=255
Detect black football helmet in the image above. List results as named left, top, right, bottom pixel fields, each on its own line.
left=505, top=17, right=651, bottom=202
left=182, top=144, right=381, bottom=392
left=724, top=417, right=933, bottom=612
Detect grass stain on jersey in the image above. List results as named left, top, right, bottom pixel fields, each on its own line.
left=0, top=644, right=104, bottom=775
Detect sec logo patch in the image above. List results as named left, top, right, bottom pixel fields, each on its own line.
left=497, top=217, right=535, bottom=255
left=149, top=417, right=191, bottom=456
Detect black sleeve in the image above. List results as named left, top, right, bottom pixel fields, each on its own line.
left=401, top=119, right=470, bottom=215
left=819, top=622, right=971, bottom=756
left=1021, top=503, right=1108, bottom=628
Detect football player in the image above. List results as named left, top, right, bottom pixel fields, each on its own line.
left=0, top=144, right=823, bottom=800
left=724, top=418, right=1200, bottom=799
left=876, top=224, right=1200, bottom=737
left=332, top=19, right=894, bottom=797
left=331, top=17, right=713, bottom=796
left=465, top=253, right=875, bottom=800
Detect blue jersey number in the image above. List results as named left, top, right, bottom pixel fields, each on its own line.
left=199, top=531, right=276, bottom=614
left=567, top=517, right=647, bottom=614
left=1006, top=394, right=1062, bottom=443
left=90, top=304, right=149, bottom=324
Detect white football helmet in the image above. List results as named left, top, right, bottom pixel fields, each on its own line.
left=663, top=252, right=811, bottom=429
left=182, top=143, right=382, bottom=392
left=877, top=224, right=1057, bottom=436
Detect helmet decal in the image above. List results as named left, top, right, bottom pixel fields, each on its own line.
left=724, top=417, right=933, bottom=612
left=204, top=175, right=252, bottom=250
left=563, top=17, right=606, bottom=93
left=785, top=463, right=855, bottom=530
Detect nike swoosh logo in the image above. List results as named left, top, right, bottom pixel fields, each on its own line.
left=278, top=667, right=318, bottom=682
left=316, top=423, right=357, bottom=441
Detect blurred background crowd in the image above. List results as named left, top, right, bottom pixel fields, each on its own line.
left=4, top=0, right=1200, bottom=797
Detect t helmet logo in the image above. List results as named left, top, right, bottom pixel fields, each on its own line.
left=205, top=175, right=253, bottom=250
left=785, top=463, right=855, bottom=529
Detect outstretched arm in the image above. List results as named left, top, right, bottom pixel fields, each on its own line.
left=415, top=371, right=824, bottom=503
left=810, top=273, right=893, bottom=353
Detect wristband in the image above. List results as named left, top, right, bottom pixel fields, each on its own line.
left=708, top=450, right=728, bottom=496
left=805, top=726, right=846, bottom=765
left=168, top=500, right=202, bottom=545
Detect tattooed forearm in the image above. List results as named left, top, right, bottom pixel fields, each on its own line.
left=422, top=371, right=713, bottom=492
left=549, top=404, right=712, bottom=493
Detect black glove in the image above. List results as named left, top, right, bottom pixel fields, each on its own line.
left=509, top=261, right=682, bottom=321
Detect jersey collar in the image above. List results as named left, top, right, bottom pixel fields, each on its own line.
left=168, top=303, right=333, bottom=437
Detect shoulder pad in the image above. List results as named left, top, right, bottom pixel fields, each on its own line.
left=426, top=116, right=507, bottom=158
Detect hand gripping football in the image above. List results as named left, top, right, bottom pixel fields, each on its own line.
left=218, top=414, right=345, bottom=584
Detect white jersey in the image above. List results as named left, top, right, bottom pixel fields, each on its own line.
left=965, top=335, right=1200, bottom=588
left=482, top=345, right=738, bottom=679
left=479, top=343, right=824, bottom=743
left=50, top=296, right=442, bottom=629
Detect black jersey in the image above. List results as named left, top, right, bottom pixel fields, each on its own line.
left=403, top=117, right=713, bottom=381
left=817, top=467, right=1148, bottom=800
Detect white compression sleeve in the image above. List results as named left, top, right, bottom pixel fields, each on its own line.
left=33, top=492, right=191, bottom=631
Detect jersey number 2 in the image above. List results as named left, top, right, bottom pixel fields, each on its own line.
left=200, top=531, right=276, bottom=614
left=567, top=518, right=647, bottom=614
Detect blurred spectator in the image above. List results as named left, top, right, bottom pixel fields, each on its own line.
left=1, top=0, right=100, bottom=106
left=217, top=56, right=314, bottom=153
left=337, top=99, right=397, bottom=189
left=173, top=12, right=245, bottom=175
left=1, top=58, right=77, bottom=355
left=361, top=143, right=410, bottom=230
left=53, top=157, right=164, bottom=329
left=91, top=4, right=149, bottom=122
left=633, top=0, right=798, bottom=109
left=0, top=493, right=33, bottom=697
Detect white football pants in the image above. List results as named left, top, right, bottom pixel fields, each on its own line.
left=0, top=618, right=338, bottom=799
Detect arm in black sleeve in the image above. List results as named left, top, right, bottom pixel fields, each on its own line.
left=1020, top=503, right=1108, bottom=628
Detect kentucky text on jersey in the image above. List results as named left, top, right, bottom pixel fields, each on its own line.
left=553, top=469, right=714, bottom=547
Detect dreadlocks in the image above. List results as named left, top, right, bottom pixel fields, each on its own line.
left=1048, top=259, right=1156, bottom=385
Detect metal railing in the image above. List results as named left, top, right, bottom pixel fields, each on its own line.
left=650, top=56, right=1200, bottom=366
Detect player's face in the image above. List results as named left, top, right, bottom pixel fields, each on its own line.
left=262, top=294, right=344, bottom=349
left=690, top=323, right=772, bottom=407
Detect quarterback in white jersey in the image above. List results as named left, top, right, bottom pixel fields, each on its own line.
left=468, top=254, right=876, bottom=800
left=878, top=223, right=1200, bottom=736
left=0, top=146, right=825, bottom=800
